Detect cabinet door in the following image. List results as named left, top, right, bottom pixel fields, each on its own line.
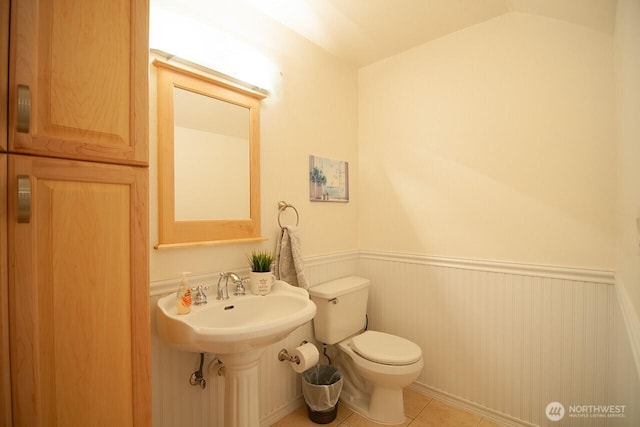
left=1, top=0, right=8, bottom=152
left=8, top=155, right=150, bottom=426
left=0, top=155, right=10, bottom=426
left=8, top=0, right=148, bottom=165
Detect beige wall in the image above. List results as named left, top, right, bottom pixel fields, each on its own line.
left=147, top=3, right=640, bottom=424
left=614, top=0, right=640, bottom=335
left=149, top=1, right=359, bottom=281
left=358, top=12, right=616, bottom=270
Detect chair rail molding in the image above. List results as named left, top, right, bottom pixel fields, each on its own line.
left=359, top=250, right=615, bottom=285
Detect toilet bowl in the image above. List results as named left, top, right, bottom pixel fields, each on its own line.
left=308, top=276, right=424, bottom=425
left=335, top=331, right=423, bottom=424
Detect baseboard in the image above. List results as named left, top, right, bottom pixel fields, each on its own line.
left=408, top=382, right=535, bottom=427
left=614, top=276, right=640, bottom=384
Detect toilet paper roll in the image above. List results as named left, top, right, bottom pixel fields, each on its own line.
left=290, top=342, right=319, bottom=373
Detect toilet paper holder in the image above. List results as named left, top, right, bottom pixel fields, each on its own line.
left=278, top=341, right=308, bottom=364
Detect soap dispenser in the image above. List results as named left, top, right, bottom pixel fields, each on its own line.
left=176, top=272, right=192, bottom=314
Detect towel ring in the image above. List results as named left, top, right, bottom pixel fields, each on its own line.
left=277, top=201, right=299, bottom=229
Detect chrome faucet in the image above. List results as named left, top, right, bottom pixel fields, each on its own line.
left=217, top=273, right=230, bottom=300
left=217, top=272, right=243, bottom=300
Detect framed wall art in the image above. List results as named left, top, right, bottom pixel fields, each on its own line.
left=309, top=155, right=349, bottom=202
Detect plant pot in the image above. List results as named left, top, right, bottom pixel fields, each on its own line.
left=249, top=271, right=275, bottom=295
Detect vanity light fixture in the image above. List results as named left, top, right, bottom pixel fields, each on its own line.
left=150, top=49, right=270, bottom=97
left=150, top=6, right=276, bottom=94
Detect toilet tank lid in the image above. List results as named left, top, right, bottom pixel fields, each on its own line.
left=308, top=276, right=370, bottom=299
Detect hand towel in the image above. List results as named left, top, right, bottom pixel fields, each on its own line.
left=275, top=225, right=309, bottom=289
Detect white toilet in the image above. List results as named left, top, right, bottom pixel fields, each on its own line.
left=308, top=276, right=423, bottom=425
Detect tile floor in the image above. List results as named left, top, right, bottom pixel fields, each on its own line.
left=271, top=388, right=506, bottom=427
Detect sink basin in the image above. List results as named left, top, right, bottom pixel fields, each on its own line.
left=157, top=280, right=317, bottom=355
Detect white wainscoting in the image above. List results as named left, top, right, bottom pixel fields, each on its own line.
left=150, top=251, right=639, bottom=426
left=613, top=277, right=640, bottom=387
left=359, top=251, right=638, bottom=427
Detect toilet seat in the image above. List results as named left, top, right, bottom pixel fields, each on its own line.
left=351, top=331, right=422, bottom=366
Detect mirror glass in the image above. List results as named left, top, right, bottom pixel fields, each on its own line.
left=154, top=59, right=265, bottom=247
left=173, top=87, right=250, bottom=220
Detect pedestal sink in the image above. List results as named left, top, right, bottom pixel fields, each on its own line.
left=157, top=280, right=316, bottom=427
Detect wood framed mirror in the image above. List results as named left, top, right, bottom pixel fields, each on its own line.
left=154, top=59, right=266, bottom=248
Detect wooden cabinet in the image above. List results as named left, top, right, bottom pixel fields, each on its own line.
left=1, top=0, right=7, bottom=152
left=0, top=154, right=10, bottom=426
left=8, top=155, right=150, bottom=426
left=1, top=0, right=11, bottom=422
left=2, top=0, right=151, bottom=426
left=8, top=0, right=148, bottom=165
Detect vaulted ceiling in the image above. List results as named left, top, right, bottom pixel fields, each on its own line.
left=237, top=0, right=617, bottom=67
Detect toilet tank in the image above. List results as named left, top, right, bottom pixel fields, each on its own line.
left=308, top=276, right=370, bottom=344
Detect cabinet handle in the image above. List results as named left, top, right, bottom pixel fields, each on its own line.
left=17, top=175, right=31, bottom=224
left=17, top=85, right=31, bottom=133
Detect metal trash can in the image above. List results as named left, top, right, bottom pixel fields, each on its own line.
left=302, top=365, right=343, bottom=424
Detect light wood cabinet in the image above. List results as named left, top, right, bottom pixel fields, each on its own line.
left=1, top=0, right=11, bottom=424
left=8, top=0, right=148, bottom=165
left=1, top=0, right=7, bottom=152
left=2, top=0, right=151, bottom=426
left=0, top=154, right=10, bottom=426
left=8, top=155, right=150, bottom=426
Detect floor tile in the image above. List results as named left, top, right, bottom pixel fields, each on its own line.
left=403, top=388, right=432, bottom=419
left=478, top=418, right=505, bottom=427
left=336, top=402, right=354, bottom=422
left=411, top=399, right=481, bottom=427
left=343, top=411, right=411, bottom=427
left=271, top=402, right=352, bottom=427
left=271, top=405, right=341, bottom=427
left=272, top=391, right=506, bottom=427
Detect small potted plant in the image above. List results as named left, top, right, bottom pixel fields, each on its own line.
left=247, top=250, right=275, bottom=295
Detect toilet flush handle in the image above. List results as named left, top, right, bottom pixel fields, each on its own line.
left=329, top=298, right=339, bottom=304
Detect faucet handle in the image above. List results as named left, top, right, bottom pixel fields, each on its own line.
left=191, top=285, right=209, bottom=305
left=234, top=279, right=247, bottom=296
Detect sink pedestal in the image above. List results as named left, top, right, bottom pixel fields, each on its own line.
left=218, top=350, right=265, bottom=427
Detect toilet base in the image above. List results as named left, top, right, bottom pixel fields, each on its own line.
left=339, top=384, right=406, bottom=425
left=331, top=342, right=415, bottom=425
left=370, top=386, right=405, bottom=424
